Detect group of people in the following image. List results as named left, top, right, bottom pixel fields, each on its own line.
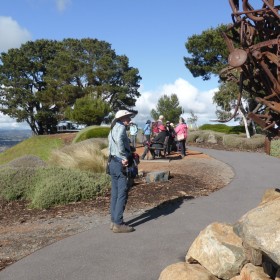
left=141, top=115, right=188, bottom=159
left=107, top=110, right=188, bottom=233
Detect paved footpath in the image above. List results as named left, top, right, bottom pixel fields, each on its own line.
left=1, top=148, right=280, bottom=280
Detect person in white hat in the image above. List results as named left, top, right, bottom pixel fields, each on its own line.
left=108, top=110, right=135, bottom=233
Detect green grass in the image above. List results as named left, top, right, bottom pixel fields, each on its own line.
left=73, top=126, right=110, bottom=143
left=199, top=124, right=246, bottom=134
left=0, top=135, right=63, bottom=165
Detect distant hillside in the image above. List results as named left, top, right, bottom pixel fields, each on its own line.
left=0, top=129, right=32, bottom=152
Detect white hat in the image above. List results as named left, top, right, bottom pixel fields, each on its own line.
left=159, top=115, right=164, bottom=120
left=115, top=110, right=134, bottom=119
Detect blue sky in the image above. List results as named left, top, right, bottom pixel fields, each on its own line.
left=0, top=0, right=261, bottom=129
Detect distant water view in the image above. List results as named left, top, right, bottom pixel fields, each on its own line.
left=0, top=129, right=32, bottom=153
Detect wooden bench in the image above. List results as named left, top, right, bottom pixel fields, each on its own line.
left=147, top=136, right=169, bottom=159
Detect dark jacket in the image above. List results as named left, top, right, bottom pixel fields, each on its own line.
left=151, top=131, right=167, bottom=148
left=166, top=126, right=175, bottom=142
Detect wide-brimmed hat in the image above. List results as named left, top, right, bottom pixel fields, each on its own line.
left=158, top=124, right=166, bottom=131
left=115, top=110, right=134, bottom=120
left=111, top=110, right=135, bottom=128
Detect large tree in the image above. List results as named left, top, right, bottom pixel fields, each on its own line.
left=184, top=24, right=255, bottom=131
left=184, top=24, right=230, bottom=81
left=0, top=38, right=141, bottom=134
left=184, top=24, right=239, bottom=113
left=150, top=93, right=182, bottom=123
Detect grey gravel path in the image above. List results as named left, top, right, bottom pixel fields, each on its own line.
left=1, top=148, right=279, bottom=280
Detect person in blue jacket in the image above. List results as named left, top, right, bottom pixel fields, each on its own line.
left=143, top=120, right=151, bottom=143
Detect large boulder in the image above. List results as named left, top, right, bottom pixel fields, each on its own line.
left=158, top=262, right=218, bottom=280
left=233, top=197, right=280, bottom=266
left=260, top=188, right=280, bottom=205
left=186, top=222, right=247, bottom=279
left=239, top=263, right=270, bottom=280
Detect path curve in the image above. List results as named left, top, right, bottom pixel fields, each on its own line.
left=1, top=148, right=280, bottom=280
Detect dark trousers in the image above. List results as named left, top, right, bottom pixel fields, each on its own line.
left=141, top=143, right=161, bottom=159
left=109, top=158, right=129, bottom=225
left=144, top=134, right=151, bottom=143
left=167, top=138, right=174, bottom=154
left=179, top=140, right=186, bottom=156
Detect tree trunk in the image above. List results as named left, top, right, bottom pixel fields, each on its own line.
left=238, top=108, right=250, bottom=138
left=251, top=120, right=257, bottom=135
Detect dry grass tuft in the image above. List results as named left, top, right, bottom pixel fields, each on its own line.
left=49, top=140, right=107, bottom=173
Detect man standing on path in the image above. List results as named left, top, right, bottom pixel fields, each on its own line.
left=108, top=110, right=135, bottom=233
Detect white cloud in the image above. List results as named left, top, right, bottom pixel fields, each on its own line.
left=55, top=0, right=71, bottom=11
left=0, top=17, right=32, bottom=129
left=0, top=113, right=29, bottom=129
left=0, top=16, right=32, bottom=52
left=133, top=78, right=219, bottom=127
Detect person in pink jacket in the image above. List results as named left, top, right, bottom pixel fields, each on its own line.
left=175, top=117, right=188, bottom=158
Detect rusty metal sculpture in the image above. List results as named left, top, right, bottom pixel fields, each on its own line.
left=220, top=0, right=280, bottom=152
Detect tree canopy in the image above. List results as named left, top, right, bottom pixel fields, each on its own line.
left=65, top=94, right=110, bottom=126
left=184, top=24, right=245, bottom=122
left=0, top=38, right=141, bottom=134
left=184, top=24, right=230, bottom=81
left=150, top=93, right=183, bottom=123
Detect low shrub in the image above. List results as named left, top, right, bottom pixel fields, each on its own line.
left=5, top=155, right=47, bottom=169
left=222, top=134, right=244, bottom=149
left=30, top=167, right=110, bottom=209
left=187, top=131, right=202, bottom=143
left=242, top=135, right=265, bottom=150
left=0, top=166, right=111, bottom=209
left=222, top=134, right=265, bottom=150
left=188, top=130, right=224, bottom=144
left=0, top=167, right=37, bottom=201
left=270, top=139, right=280, bottom=157
left=73, top=126, right=110, bottom=143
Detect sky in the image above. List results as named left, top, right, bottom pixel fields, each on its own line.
left=0, top=0, right=262, bottom=129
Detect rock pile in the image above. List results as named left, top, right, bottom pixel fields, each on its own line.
left=159, top=188, right=280, bottom=280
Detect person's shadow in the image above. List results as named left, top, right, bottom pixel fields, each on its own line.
left=126, top=195, right=194, bottom=228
